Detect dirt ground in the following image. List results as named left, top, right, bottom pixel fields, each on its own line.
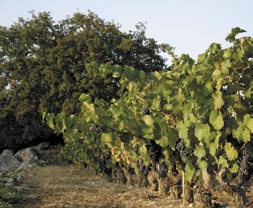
left=11, top=147, right=183, bottom=208
left=12, top=147, right=253, bottom=208
left=15, top=164, right=184, bottom=208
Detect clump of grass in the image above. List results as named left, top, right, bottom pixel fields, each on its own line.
left=0, top=201, right=13, bottom=208
left=0, top=183, right=20, bottom=208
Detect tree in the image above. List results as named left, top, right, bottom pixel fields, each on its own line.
left=0, top=11, right=168, bottom=150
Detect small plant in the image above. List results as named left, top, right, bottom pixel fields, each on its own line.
left=0, top=183, right=20, bottom=208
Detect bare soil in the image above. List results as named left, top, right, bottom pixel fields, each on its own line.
left=12, top=147, right=253, bottom=208
left=12, top=147, right=183, bottom=208
left=15, top=164, right=184, bottom=208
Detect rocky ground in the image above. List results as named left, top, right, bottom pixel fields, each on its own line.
left=0, top=144, right=253, bottom=208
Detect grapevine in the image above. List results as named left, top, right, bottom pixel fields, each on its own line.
left=44, top=28, right=253, bottom=206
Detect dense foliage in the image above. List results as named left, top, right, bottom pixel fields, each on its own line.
left=45, top=28, right=253, bottom=206
left=0, top=11, right=168, bottom=150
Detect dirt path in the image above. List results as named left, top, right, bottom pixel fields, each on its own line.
left=15, top=163, right=182, bottom=208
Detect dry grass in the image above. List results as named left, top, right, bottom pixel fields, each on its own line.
left=15, top=164, right=184, bottom=208
left=12, top=147, right=253, bottom=208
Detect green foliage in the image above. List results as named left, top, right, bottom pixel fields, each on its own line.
left=0, top=183, right=19, bottom=207
left=0, top=11, right=168, bottom=149
left=45, top=28, right=253, bottom=201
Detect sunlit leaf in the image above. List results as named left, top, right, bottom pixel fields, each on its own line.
left=194, top=124, right=210, bottom=142
left=194, top=144, right=206, bottom=159
left=185, top=160, right=195, bottom=181
left=142, top=115, right=154, bottom=128
left=213, top=91, right=224, bottom=110
left=229, top=163, right=239, bottom=173
left=209, top=110, right=224, bottom=130
left=101, top=132, right=113, bottom=144
left=243, top=114, right=253, bottom=133
left=224, top=142, right=238, bottom=161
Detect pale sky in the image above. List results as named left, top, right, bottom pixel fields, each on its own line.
left=0, top=0, right=253, bottom=61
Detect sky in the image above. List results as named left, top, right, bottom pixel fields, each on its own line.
left=0, top=0, right=253, bottom=61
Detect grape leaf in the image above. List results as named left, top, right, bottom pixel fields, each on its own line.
left=194, top=124, right=210, bottom=142
left=225, top=27, right=246, bottom=43
left=142, top=115, right=154, bottom=128
left=224, top=142, right=238, bottom=161
left=229, top=163, right=239, bottom=173
left=218, top=156, right=228, bottom=168
left=244, top=114, right=253, bottom=133
left=101, top=132, right=113, bottom=143
left=209, top=110, right=224, bottom=130
left=213, top=91, right=224, bottom=110
left=176, top=121, right=189, bottom=146
left=194, top=144, right=206, bottom=159
left=185, top=160, right=196, bottom=181
left=79, top=94, right=92, bottom=102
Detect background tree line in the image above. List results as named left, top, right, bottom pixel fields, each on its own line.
left=0, top=11, right=169, bottom=150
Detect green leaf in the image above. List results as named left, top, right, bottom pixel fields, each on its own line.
left=42, top=112, right=47, bottom=122
left=197, top=159, right=208, bottom=170
left=225, top=27, right=246, bottom=43
left=79, top=94, right=92, bottom=102
left=185, top=160, right=196, bottom=181
left=156, top=128, right=178, bottom=149
left=47, top=118, right=55, bottom=129
left=128, top=81, right=137, bottom=93
left=178, top=88, right=185, bottom=102
left=189, top=113, right=198, bottom=123
left=194, top=144, right=206, bottom=159
left=112, top=71, right=121, bottom=78
left=209, top=142, right=217, bottom=157
left=156, top=136, right=169, bottom=148
left=208, top=43, right=221, bottom=54
left=142, top=115, right=154, bottom=128
left=221, top=59, right=231, bottom=74
left=176, top=121, right=190, bottom=147
left=213, top=91, right=224, bottom=110
left=120, top=134, right=132, bottom=144
left=101, top=132, right=113, bottom=144
left=45, top=113, right=55, bottom=130
left=176, top=121, right=189, bottom=139
left=142, top=127, right=154, bottom=139
left=194, top=124, right=211, bottom=142
left=152, top=96, right=161, bottom=111
left=243, top=114, right=253, bottom=133
left=224, top=142, right=238, bottom=161
left=223, top=48, right=232, bottom=59
left=167, top=128, right=179, bottom=150
left=218, top=156, right=228, bottom=168
left=232, top=125, right=251, bottom=143
left=229, top=163, right=239, bottom=173
left=212, top=69, right=222, bottom=80
left=209, top=110, right=224, bottom=130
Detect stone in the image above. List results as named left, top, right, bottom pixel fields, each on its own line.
left=16, top=159, right=36, bottom=172
left=15, top=147, right=39, bottom=163
left=0, top=149, right=21, bottom=171
left=34, top=142, right=50, bottom=151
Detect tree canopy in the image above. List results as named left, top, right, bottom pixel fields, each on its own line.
left=0, top=11, right=169, bottom=150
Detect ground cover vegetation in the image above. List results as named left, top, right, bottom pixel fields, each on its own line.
left=0, top=11, right=253, bottom=207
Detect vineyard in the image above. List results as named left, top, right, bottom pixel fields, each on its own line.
left=44, top=27, right=253, bottom=207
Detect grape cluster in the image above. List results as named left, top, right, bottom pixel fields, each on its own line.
left=176, top=140, right=190, bottom=157
left=158, top=161, right=168, bottom=178
left=89, top=125, right=103, bottom=134
left=237, top=148, right=250, bottom=185
left=141, top=107, right=150, bottom=115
